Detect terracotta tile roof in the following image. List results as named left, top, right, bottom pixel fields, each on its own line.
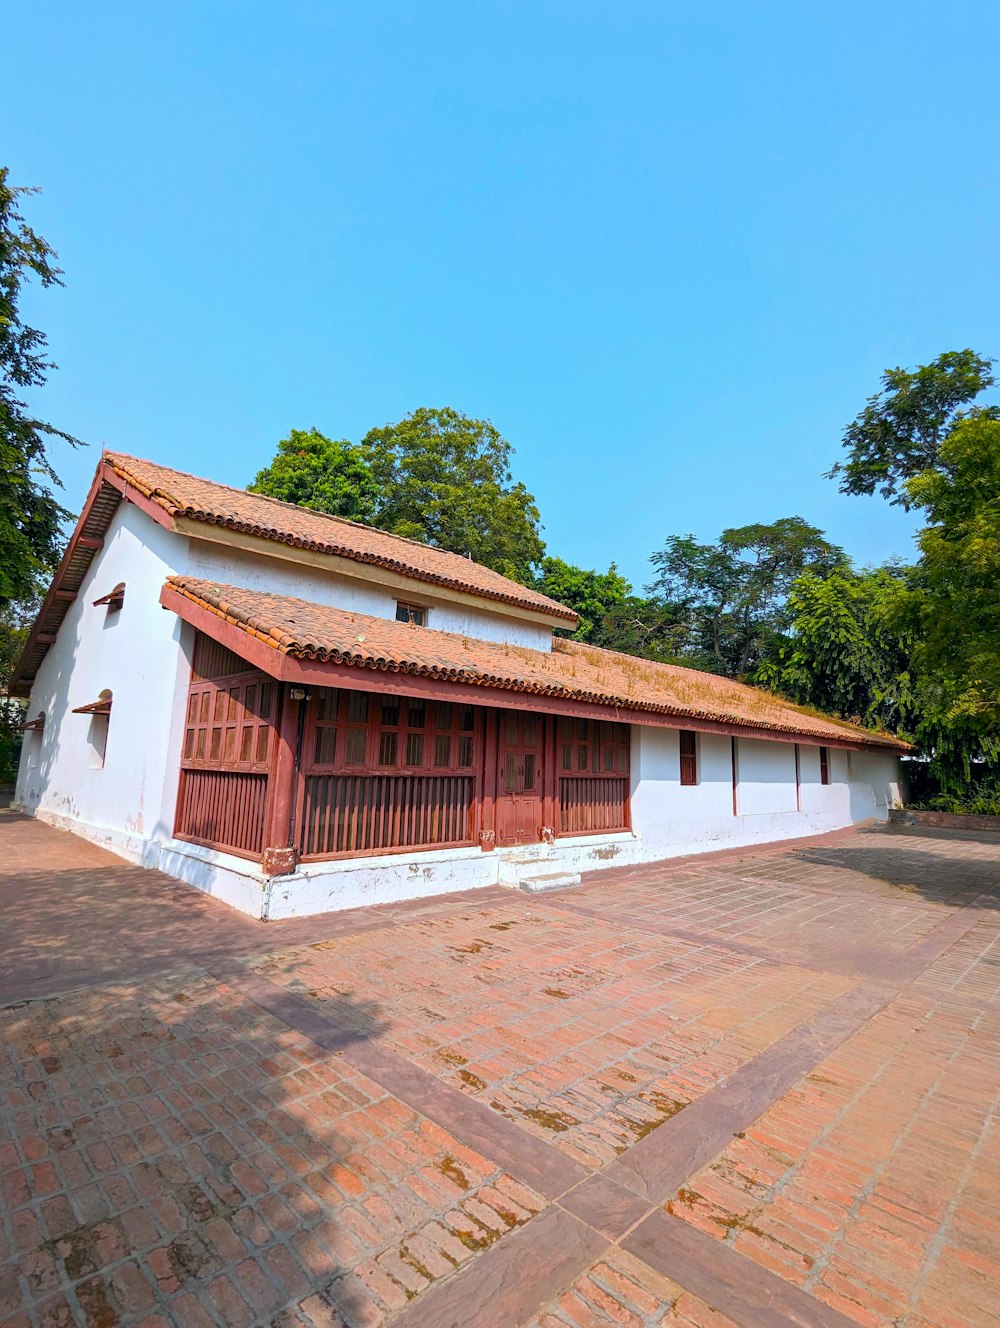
left=105, top=451, right=576, bottom=623
left=166, top=576, right=910, bottom=750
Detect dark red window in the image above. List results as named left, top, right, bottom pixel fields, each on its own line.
left=679, top=730, right=698, bottom=786
left=558, top=717, right=628, bottom=775
left=819, top=746, right=830, bottom=785
left=175, top=633, right=278, bottom=859
left=306, top=688, right=478, bottom=775
left=183, top=673, right=276, bottom=771
left=299, top=687, right=480, bottom=859
left=556, top=716, right=630, bottom=836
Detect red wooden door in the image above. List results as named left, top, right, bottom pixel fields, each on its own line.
left=495, top=710, right=542, bottom=846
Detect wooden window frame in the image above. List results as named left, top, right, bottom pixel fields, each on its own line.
left=174, top=645, right=279, bottom=860
left=395, top=601, right=428, bottom=627
left=304, top=688, right=480, bottom=780
left=819, top=745, right=830, bottom=786
left=554, top=716, right=630, bottom=837
left=297, top=686, right=482, bottom=860
left=180, top=671, right=277, bottom=775
left=556, top=716, right=629, bottom=779
left=679, top=730, right=698, bottom=786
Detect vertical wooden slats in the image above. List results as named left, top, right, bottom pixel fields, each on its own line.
left=557, top=776, right=629, bottom=834
left=299, top=774, right=474, bottom=858
left=176, top=769, right=269, bottom=856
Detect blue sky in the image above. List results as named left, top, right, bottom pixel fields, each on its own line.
left=8, top=2, right=999, bottom=589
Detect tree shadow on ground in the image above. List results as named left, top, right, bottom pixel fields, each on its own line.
left=791, top=825, right=1000, bottom=910
left=0, top=958, right=464, bottom=1327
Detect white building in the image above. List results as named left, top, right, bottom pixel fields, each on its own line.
left=12, top=452, right=906, bottom=920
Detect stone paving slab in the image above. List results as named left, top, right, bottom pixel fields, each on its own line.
left=2, top=811, right=1000, bottom=1327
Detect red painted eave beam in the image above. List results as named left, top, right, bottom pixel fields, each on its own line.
left=160, top=584, right=898, bottom=753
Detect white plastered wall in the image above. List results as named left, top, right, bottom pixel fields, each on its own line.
left=189, top=541, right=554, bottom=650
left=15, top=503, right=193, bottom=865
left=627, top=727, right=901, bottom=863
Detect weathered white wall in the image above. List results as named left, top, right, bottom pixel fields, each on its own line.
left=188, top=543, right=394, bottom=616
left=626, top=727, right=900, bottom=863
left=189, top=541, right=554, bottom=650
left=15, top=504, right=193, bottom=862
left=736, top=738, right=798, bottom=816
left=427, top=602, right=552, bottom=650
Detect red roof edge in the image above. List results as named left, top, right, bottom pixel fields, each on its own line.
left=105, top=451, right=579, bottom=624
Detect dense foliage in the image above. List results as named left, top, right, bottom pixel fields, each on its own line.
left=251, top=408, right=545, bottom=583
left=828, top=349, right=996, bottom=506
left=0, top=169, right=79, bottom=780
left=0, top=168, right=78, bottom=610
left=822, top=350, right=1000, bottom=791
left=648, top=519, right=848, bottom=678
left=248, top=428, right=378, bottom=523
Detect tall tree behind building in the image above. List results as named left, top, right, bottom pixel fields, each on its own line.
left=0, top=167, right=80, bottom=610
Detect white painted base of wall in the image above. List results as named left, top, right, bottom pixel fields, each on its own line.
left=14, top=795, right=893, bottom=922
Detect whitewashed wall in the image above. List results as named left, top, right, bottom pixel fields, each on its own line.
left=628, top=726, right=900, bottom=863
left=189, top=542, right=554, bottom=650
left=15, top=504, right=193, bottom=864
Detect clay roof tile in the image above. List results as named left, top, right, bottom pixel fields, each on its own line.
left=105, top=451, right=576, bottom=623
left=166, top=576, right=910, bottom=751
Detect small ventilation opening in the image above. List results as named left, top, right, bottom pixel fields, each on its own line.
left=395, top=602, right=427, bottom=627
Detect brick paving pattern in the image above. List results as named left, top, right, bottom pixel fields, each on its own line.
left=1, top=810, right=999, bottom=1326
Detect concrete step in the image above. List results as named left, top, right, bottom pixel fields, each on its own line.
left=517, top=871, right=581, bottom=894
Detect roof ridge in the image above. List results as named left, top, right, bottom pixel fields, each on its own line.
left=102, top=450, right=576, bottom=622
left=105, top=449, right=460, bottom=553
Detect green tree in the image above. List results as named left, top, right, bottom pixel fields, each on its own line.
left=592, top=595, right=687, bottom=662
left=827, top=349, right=1000, bottom=790
left=0, top=600, right=32, bottom=780
left=248, top=428, right=378, bottom=523
left=828, top=349, right=996, bottom=506
left=902, top=414, right=1000, bottom=740
left=649, top=518, right=848, bottom=678
left=0, top=168, right=80, bottom=610
left=362, top=407, right=545, bottom=581
left=535, top=557, right=630, bottom=643
left=755, top=565, right=914, bottom=731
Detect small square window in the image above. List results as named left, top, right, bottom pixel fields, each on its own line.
left=395, top=602, right=427, bottom=626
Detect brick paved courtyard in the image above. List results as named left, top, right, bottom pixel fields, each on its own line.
left=2, top=812, right=999, bottom=1327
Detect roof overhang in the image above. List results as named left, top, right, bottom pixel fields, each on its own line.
left=160, top=582, right=899, bottom=752
left=12, top=453, right=576, bottom=697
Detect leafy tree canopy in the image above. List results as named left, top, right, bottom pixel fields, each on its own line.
left=593, top=595, right=687, bottom=662
left=755, top=564, right=914, bottom=732
left=828, top=349, right=997, bottom=507
left=361, top=406, right=541, bottom=579
left=248, top=428, right=378, bottom=524
left=0, top=168, right=79, bottom=609
left=534, top=556, right=630, bottom=643
left=648, top=518, right=848, bottom=679
left=361, top=407, right=545, bottom=582
left=252, top=408, right=546, bottom=583
left=902, top=414, right=1000, bottom=739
